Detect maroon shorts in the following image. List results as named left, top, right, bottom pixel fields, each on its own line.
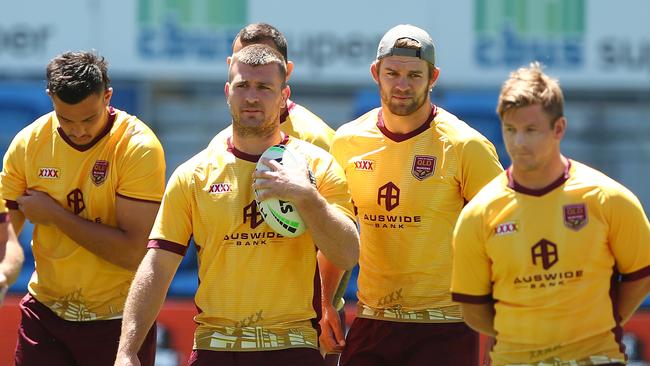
left=14, top=293, right=157, bottom=366
left=340, top=318, right=479, bottom=366
left=188, top=348, right=324, bottom=366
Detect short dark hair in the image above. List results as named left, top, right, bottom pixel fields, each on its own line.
left=46, top=51, right=111, bottom=104
left=233, top=23, right=288, bottom=61
left=230, top=44, right=287, bottom=86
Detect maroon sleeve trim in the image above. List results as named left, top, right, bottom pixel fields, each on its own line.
left=116, top=193, right=161, bottom=205
left=5, top=200, right=19, bottom=210
left=147, top=239, right=188, bottom=256
left=451, top=292, right=493, bottom=304
left=621, top=265, right=650, bottom=282
left=0, top=212, right=8, bottom=223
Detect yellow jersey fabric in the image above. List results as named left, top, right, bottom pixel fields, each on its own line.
left=209, top=100, right=349, bottom=311
left=451, top=160, right=650, bottom=366
left=149, top=135, right=354, bottom=352
left=1, top=108, right=166, bottom=321
left=331, top=106, right=502, bottom=323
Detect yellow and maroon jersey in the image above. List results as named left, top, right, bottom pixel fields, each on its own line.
left=149, top=135, right=354, bottom=352
left=451, top=160, right=650, bottom=365
left=209, top=100, right=334, bottom=151
left=0, top=108, right=165, bottom=321
left=331, top=106, right=502, bottom=323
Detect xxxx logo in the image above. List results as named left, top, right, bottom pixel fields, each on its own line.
left=377, top=288, right=403, bottom=307
left=208, top=183, right=233, bottom=194
left=354, top=160, right=374, bottom=171
left=234, top=310, right=264, bottom=329
left=38, top=168, right=60, bottom=179
left=495, top=221, right=518, bottom=236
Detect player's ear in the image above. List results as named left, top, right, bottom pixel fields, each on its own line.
left=224, top=82, right=230, bottom=99
left=553, top=116, right=567, bottom=140
left=285, top=61, right=294, bottom=81
left=370, top=62, right=380, bottom=84
left=281, top=84, right=291, bottom=106
left=103, top=87, right=113, bottom=106
left=428, top=67, right=440, bottom=90
left=226, top=55, right=232, bottom=66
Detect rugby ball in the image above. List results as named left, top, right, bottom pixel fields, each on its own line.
left=254, top=144, right=308, bottom=237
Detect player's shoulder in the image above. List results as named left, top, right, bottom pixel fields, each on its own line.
left=460, top=172, right=512, bottom=223
left=112, top=108, right=162, bottom=147
left=16, top=112, right=56, bottom=139
left=569, top=160, right=639, bottom=202
left=288, top=103, right=332, bottom=130
left=433, top=107, right=490, bottom=144
left=333, top=108, right=380, bottom=140
left=286, top=137, right=332, bottom=162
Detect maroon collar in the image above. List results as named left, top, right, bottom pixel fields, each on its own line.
left=57, top=106, right=116, bottom=152
left=226, top=133, right=290, bottom=163
left=377, top=105, right=437, bottom=142
left=280, top=100, right=297, bottom=124
left=507, top=160, right=571, bottom=197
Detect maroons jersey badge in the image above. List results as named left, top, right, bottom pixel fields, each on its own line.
left=91, top=160, right=109, bottom=186
left=412, top=155, right=436, bottom=180
left=563, top=203, right=588, bottom=231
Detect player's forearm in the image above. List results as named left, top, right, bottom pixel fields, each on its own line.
left=297, top=193, right=359, bottom=270
left=317, top=251, right=346, bottom=305
left=460, top=303, right=497, bottom=337
left=49, top=206, right=147, bottom=271
left=616, top=276, right=650, bottom=325
left=0, top=225, right=24, bottom=286
left=118, top=249, right=179, bottom=357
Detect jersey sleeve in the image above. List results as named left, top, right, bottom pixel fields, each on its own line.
left=1, top=129, right=29, bottom=205
left=451, top=203, right=493, bottom=303
left=458, top=136, right=503, bottom=201
left=604, top=187, right=650, bottom=281
left=148, top=166, right=193, bottom=256
left=116, top=130, right=166, bottom=203
left=312, top=153, right=355, bottom=222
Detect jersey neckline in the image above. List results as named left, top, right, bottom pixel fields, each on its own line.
left=56, top=106, right=116, bottom=152
left=506, top=159, right=572, bottom=197
left=376, top=104, right=437, bottom=142
left=226, top=133, right=290, bottom=162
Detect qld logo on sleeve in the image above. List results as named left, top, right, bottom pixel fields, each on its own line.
left=91, top=160, right=109, bottom=186
left=563, top=203, right=587, bottom=231
left=411, top=155, right=436, bottom=180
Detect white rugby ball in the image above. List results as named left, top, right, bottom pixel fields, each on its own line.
left=254, top=144, right=308, bottom=237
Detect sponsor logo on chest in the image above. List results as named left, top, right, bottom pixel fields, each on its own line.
left=494, top=221, right=518, bottom=236
left=38, top=167, right=61, bottom=179
left=353, top=159, right=375, bottom=171
left=208, top=182, right=233, bottom=194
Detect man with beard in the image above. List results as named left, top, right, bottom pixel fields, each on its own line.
left=114, top=44, right=359, bottom=366
left=329, top=25, right=503, bottom=365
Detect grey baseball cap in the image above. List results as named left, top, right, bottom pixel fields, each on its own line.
left=376, top=24, right=435, bottom=66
